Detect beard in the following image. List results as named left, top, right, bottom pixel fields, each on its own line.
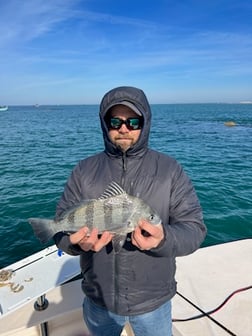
left=114, top=137, right=134, bottom=152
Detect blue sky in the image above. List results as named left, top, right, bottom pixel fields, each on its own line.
left=1, top=0, right=252, bottom=105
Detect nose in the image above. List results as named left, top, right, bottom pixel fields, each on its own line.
left=118, top=123, right=129, bottom=132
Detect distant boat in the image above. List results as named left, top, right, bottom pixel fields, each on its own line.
left=0, top=106, right=8, bottom=111
left=240, top=101, right=252, bottom=104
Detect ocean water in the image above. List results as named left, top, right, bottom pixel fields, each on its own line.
left=0, top=104, right=252, bottom=268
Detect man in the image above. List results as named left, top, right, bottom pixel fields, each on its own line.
left=54, top=86, right=207, bottom=336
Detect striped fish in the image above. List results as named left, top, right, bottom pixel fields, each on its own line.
left=28, top=182, right=161, bottom=252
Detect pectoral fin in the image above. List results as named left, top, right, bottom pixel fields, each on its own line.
left=112, top=234, right=126, bottom=253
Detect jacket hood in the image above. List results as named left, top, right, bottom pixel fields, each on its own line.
left=99, top=86, right=151, bottom=156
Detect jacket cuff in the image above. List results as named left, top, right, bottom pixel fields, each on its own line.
left=53, top=232, right=83, bottom=255
left=149, top=226, right=175, bottom=257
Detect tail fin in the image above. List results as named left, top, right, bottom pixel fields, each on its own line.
left=28, top=218, right=56, bottom=244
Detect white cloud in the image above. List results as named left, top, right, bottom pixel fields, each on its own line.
left=0, top=0, right=78, bottom=46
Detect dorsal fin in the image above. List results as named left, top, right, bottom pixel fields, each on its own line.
left=98, top=182, right=125, bottom=199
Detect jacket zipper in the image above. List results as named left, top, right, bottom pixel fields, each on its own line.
left=121, top=152, right=127, bottom=186
left=114, top=152, right=127, bottom=312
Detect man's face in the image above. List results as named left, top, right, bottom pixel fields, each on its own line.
left=107, top=105, right=142, bottom=152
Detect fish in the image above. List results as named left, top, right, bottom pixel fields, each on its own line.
left=28, top=182, right=161, bottom=252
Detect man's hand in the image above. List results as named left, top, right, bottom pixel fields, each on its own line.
left=70, top=227, right=114, bottom=252
left=131, top=220, right=164, bottom=251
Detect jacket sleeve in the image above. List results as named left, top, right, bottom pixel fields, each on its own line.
left=53, top=162, right=86, bottom=256
left=151, top=164, right=207, bottom=258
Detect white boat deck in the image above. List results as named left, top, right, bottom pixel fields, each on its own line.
left=0, top=246, right=80, bottom=317
left=173, top=239, right=252, bottom=336
left=0, top=239, right=251, bottom=336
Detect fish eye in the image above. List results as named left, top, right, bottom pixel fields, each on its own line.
left=149, top=214, right=154, bottom=221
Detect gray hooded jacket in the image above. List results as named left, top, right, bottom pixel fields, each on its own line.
left=54, top=86, right=206, bottom=315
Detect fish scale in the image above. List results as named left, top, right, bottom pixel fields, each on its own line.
left=85, top=202, right=95, bottom=228
left=103, top=198, right=113, bottom=229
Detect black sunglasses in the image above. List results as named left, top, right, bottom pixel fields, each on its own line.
left=108, top=117, right=143, bottom=131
